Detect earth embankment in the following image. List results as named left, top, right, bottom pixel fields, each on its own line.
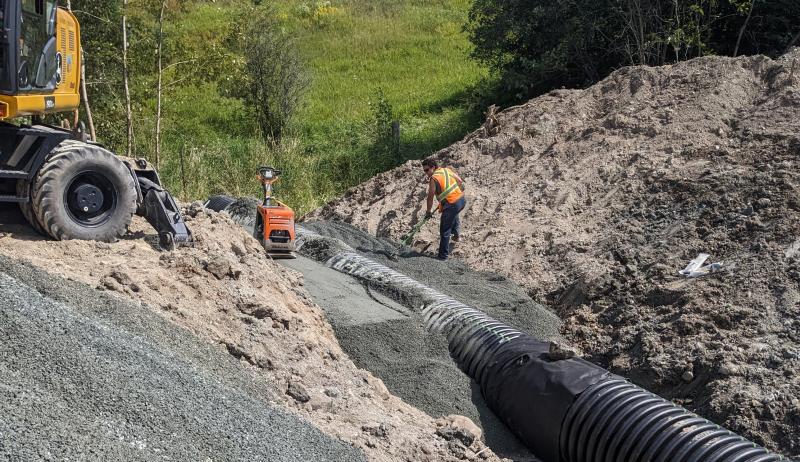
left=308, top=50, right=800, bottom=457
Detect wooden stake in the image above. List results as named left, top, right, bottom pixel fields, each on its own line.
left=179, top=145, right=188, bottom=199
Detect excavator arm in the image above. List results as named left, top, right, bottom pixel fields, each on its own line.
left=121, top=157, right=191, bottom=250
left=138, top=177, right=192, bottom=250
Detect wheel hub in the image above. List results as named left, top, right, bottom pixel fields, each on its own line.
left=70, top=183, right=104, bottom=214
left=63, top=171, right=118, bottom=227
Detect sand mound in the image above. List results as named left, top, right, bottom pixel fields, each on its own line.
left=0, top=255, right=364, bottom=462
left=308, top=50, right=800, bottom=457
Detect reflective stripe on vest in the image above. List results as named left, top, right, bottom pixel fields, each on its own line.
left=432, top=167, right=463, bottom=205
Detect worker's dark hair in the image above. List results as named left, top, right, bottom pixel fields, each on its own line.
left=422, top=158, right=438, bottom=169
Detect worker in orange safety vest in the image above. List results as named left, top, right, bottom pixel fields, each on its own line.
left=422, top=158, right=466, bottom=261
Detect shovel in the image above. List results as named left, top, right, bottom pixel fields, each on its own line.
left=401, top=216, right=430, bottom=247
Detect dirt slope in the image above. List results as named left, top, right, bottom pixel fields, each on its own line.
left=308, top=50, right=800, bottom=457
left=0, top=209, right=504, bottom=462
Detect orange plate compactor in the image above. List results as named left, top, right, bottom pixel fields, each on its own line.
left=255, top=167, right=296, bottom=258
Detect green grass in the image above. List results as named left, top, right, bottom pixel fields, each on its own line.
left=115, top=0, right=490, bottom=215
left=272, top=0, right=489, bottom=212
left=286, top=0, right=484, bottom=121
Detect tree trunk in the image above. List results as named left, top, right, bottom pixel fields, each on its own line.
left=155, top=0, right=166, bottom=169
left=122, top=0, right=134, bottom=157
left=80, top=50, right=97, bottom=141
left=672, top=0, right=681, bottom=63
left=635, top=0, right=645, bottom=64
left=733, top=0, right=756, bottom=57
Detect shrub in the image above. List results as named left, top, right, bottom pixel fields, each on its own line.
left=234, top=6, right=310, bottom=144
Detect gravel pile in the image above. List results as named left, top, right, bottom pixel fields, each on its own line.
left=0, top=255, right=364, bottom=462
left=1, top=206, right=505, bottom=461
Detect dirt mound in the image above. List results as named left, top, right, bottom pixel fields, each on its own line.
left=308, top=50, right=800, bottom=457
left=0, top=207, right=506, bottom=462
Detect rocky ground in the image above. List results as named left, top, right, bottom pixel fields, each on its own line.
left=308, top=50, right=800, bottom=457
left=0, top=207, right=505, bottom=462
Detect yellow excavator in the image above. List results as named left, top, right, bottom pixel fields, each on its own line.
left=0, top=0, right=190, bottom=249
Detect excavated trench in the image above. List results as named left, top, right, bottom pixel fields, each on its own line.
left=215, top=198, right=793, bottom=461
left=291, top=222, right=558, bottom=461
left=295, top=223, right=792, bottom=462
left=213, top=198, right=557, bottom=460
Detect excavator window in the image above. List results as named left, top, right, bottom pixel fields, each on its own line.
left=18, top=0, right=57, bottom=92
left=21, top=0, right=43, bottom=15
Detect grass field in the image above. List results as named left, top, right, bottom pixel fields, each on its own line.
left=272, top=0, right=490, bottom=212
left=129, top=0, right=489, bottom=214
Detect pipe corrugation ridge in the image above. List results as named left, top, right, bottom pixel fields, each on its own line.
left=560, top=378, right=787, bottom=462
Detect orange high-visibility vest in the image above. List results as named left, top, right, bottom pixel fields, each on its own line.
left=431, top=167, right=464, bottom=209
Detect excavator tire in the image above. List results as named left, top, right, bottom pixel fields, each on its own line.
left=31, top=141, right=137, bottom=242
left=16, top=179, right=48, bottom=236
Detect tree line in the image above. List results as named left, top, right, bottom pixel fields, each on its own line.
left=465, top=0, right=800, bottom=100
left=67, top=0, right=306, bottom=161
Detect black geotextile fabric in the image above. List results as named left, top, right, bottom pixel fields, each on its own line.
left=471, top=336, right=615, bottom=462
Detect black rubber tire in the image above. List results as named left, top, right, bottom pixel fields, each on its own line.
left=16, top=179, right=48, bottom=236
left=32, top=141, right=137, bottom=242
left=205, top=195, right=236, bottom=212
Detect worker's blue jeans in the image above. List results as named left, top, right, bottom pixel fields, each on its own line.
left=438, top=197, right=466, bottom=260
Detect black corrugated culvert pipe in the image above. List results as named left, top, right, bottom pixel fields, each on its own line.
left=329, top=244, right=793, bottom=462
left=424, top=301, right=790, bottom=462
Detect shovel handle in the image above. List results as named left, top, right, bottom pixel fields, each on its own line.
left=401, top=216, right=430, bottom=246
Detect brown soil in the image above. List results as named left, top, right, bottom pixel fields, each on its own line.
left=308, top=50, right=800, bottom=457
left=0, top=207, right=506, bottom=462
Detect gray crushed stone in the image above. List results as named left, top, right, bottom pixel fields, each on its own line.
left=282, top=255, right=411, bottom=326
left=300, top=220, right=562, bottom=341
left=0, top=255, right=364, bottom=462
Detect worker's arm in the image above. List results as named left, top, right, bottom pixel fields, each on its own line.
left=425, top=179, right=436, bottom=219
left=454, top=173, right=465, bottom=191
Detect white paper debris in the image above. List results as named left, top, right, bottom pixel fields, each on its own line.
left=680, top=253, right=724, bottom=278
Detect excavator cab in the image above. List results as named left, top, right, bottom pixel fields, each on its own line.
left=1, top=0, right=76, bottom=117
left=19, top=0, right=59, bottom=91
left=0, top=1, right=191, bottom=249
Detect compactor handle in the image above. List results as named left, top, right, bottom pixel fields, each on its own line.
left=258, top=166, right=282, bottom=206
left=257, top=166, right=282, bottom=184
